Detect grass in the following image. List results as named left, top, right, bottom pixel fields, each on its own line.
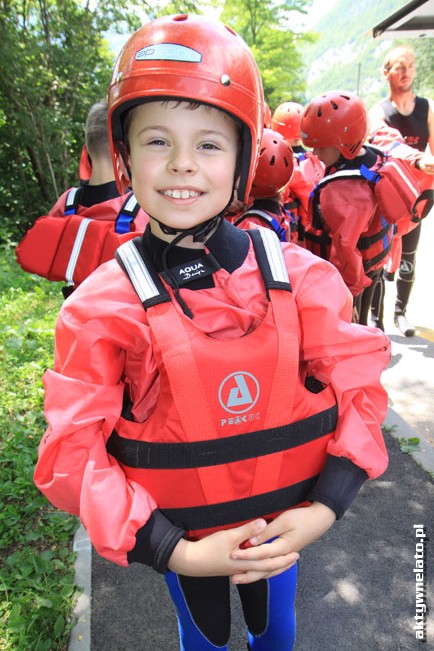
left=0, top=243, right=79, bottom=651
left=397, top=436, right=421, bottom=455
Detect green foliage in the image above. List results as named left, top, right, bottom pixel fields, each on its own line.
left=220, top=0, right=314, bottom=109
left=402, top=39, right=434, bottom=100
left=301, top=0, right=434, bottom=108
left=0, top=0, right=152, bottom=243
left=0, top=243, right=78, bottom=650
left=0, top=0, right=315, bottom=241
left=398, top=436, right=421, bottom=455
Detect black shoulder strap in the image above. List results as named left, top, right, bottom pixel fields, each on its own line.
left=235, top=209, right=287, bottom=242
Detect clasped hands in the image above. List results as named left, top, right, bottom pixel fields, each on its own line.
left=168, top=501, right=336, bottom=584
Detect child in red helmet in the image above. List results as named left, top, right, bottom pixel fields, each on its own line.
left=233, top=128, right=297, bottom=242
left=301, top=90, right=396, bottom=325
left=34, top=17, right=390, bottom=651
left=271, top=101, right=324, bottom=239
left=15, top=100, right=149, bottom=298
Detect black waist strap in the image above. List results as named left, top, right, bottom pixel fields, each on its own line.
left=361, top=236, right=393, bottom=272
left=357, top=222, right=392, bottom=251
left=107, top=404, right=337, bottom=469
left=162, top=477, right=318, bottom=531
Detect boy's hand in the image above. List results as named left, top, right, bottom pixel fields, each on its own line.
left=229, top=502, right=336, bottom=584
left=167, top=518, right=299, bottom=581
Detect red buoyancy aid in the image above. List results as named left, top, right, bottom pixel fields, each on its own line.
left=305, top=154, right=396, bottom=277
left=282, top=151, right=325, bottom=222
left=106, top=229, right=338, bottom=540
left=15, top=190, right=148, bottom=286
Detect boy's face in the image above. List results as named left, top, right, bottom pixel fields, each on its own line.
left=312, top=146, right=340, bottom=167
left=126, top=101, right=240, bottom=237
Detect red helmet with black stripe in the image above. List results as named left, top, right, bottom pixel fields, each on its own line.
left=107, top=14, right=264, bottom=202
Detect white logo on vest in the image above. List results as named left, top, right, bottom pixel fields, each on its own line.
left=218, top=372, right=260, bottom=414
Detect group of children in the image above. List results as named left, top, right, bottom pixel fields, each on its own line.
left=230, top=88, right=433, bottom=331
left=19, top=13, right=433, bottom=651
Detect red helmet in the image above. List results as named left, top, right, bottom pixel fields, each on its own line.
left=251, top=128, right=294, bottom=198
left=107, top=14, right=264, bottom=202
left=263, top=102, right=272, bottom=128
left=300, top=91, right=368, bottom=159
left=271, top=102, right=304, bottom=141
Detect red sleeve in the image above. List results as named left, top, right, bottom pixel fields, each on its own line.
left=285, top=245, right=390, bottom=479
left=34, top=263, right=159, bottom=566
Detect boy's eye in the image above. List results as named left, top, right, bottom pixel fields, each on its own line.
left=200, top=142, right=220, bottom=151
left=148, top=138, right=166, bottom=146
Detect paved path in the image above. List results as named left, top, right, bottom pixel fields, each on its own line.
left=380, top=209, right=434, bottom=449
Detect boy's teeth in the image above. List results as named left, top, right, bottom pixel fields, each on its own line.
left=166, top=189, right=199, bottom=199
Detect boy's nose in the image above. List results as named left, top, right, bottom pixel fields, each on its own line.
left=169, top=147, right=197, bottom=174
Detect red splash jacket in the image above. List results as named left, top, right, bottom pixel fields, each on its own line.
left=34, top=222, right=390, bottom=567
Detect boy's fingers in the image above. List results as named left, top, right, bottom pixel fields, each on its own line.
left=239, top=517, right=286, bottom=549
left=231, top=554, right=299, bottom=584
left=236, top=518, right=267, bottom=546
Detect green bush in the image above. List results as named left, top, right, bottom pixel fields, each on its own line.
left=0, top=243, right=79, bottom=651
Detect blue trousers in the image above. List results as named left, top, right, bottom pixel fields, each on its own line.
left=164, top=563, right=298, bottom=650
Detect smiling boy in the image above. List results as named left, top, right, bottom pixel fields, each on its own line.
left=35, top=15, right=391, bottom=651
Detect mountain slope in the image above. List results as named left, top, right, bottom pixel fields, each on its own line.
left=302, top=0, right=416, bottom=109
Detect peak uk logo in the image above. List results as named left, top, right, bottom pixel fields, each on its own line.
left=218, top=372, right=260, bottom=414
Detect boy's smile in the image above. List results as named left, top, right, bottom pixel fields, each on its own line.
left=126, top=101, right=240, bottom=241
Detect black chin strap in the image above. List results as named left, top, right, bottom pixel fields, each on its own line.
left=156, top=214, right=223, bottom=319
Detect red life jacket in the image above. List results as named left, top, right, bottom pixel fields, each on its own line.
left=106, top=229, right=338, bottom=540
left=305, top=153, right=396, bottom=274
left=16, top=189, right=146, bottom=286
left=233, top=205, right=297, bottom=242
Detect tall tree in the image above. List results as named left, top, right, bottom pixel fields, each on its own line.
left=220, top=0, right=314, bottom=111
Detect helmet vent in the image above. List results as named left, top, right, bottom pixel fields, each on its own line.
left=330, top=101, right=338, bottom=110
left=317, top=107, right=322, bottom=117
left=270, top=155, right=276, bottom=166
